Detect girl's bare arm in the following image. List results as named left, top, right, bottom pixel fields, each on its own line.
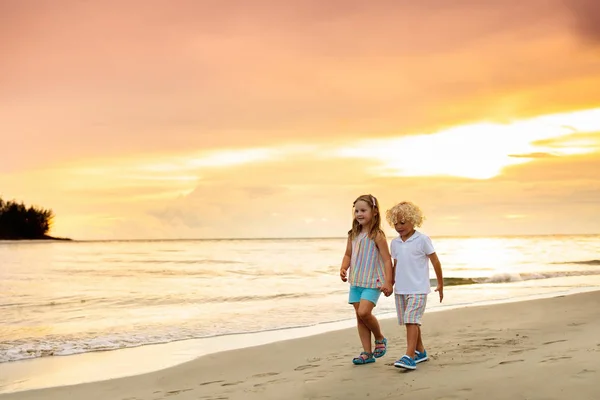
left=339, top=236, right=352, bottom=282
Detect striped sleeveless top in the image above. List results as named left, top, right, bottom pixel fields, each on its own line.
left=348, top=231, right=385, bottom=288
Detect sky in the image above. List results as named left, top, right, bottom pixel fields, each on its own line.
left=1, top=0, right=600, bottom=240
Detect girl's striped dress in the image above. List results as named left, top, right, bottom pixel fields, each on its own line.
left=348, top=231, right=385, bottom=288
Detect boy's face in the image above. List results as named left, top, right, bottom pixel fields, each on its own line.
left=394, top=218, right=415, bottom=236
left=354, top=200, right=375, bottom=226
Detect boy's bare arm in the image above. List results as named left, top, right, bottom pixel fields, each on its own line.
left=428, top=252, right=443, bottom=302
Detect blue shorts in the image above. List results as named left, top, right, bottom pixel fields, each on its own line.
left=348, top=286, right=382, bottom=306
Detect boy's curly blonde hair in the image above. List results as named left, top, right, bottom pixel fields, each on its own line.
left=386, top=201, right=425, bottom=227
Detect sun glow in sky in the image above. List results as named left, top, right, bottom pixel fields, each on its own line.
left=1, top=0, right=600, bottom=239
left=336, top=108, right=600, bottom=179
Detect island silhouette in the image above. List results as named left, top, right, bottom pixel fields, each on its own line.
left=0, top=197, right=70, bottom=240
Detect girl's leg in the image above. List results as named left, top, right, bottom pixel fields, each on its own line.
left=353, top=303, right=373, bottom=353
left=356, top=299, right=384, bottom=342
left=405, top=323, right=419, bottom=358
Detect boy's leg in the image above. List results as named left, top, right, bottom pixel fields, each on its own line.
left=404, top=294, right=428, bottom=358
left=353, top=302, right=373, bottom=353
left=394, top=293, right=407, bottom=325
left=393, top=294, right=419, bottom=369
left=395, top=293, right=408, bottom=352
left=405, top=324, right=419, bottom=358
left=416, top=326, right=425, bottom=353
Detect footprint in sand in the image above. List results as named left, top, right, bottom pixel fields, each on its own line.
left=542, top=339, right=567, bottom=345
left=165, top=388, right=193, bottom=396
left=498, top=359, right=525, bottom=365
left=221, top=381, right=244, bottom=386
left=411, top=387, right=432, bottom=393
left=304, top=379, right=321, bottom=384
left=199, top=380, right=225, bottom=386
left=578, top=369, right=596, bottom=375
left=294, top=364, right=320, bottom=371
left=252, top=372, right=280, bottom=378
left=510, top=347, right=536, bottom=354
left=540, top=356, right=572, bottom=363
left=254, top=378, right=286, bottom=387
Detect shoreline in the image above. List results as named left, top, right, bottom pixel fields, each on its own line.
left=1, top=286, right=599, bottom=396
left=0, top=235, right=72, bottom=241
left=2, top=290, right=599, bottom=400
left=3, top=233, right=598, bottom=243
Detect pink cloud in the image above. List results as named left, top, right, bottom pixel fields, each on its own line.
left=2, top=0, right=600, bottom=176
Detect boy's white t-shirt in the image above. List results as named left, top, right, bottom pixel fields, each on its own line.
left=390, top=231, right=435, bottom=294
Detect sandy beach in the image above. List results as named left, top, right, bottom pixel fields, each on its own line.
left=2, top=291, right=599, bottom=400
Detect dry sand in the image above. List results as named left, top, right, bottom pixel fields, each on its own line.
left=2, top=291, right=599, bottom=400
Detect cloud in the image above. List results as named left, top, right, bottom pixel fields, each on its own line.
left=509, top=152, right=557, bottom=158
left=2, top=105, right=599, bottom=239
left=501, top=152, right=600, bottom=181
left=334, top=108, right=600, bottom=179
left=147, top=207, right=205, bottom=230
left=130, top=144, right=600, bottom=239
left=2, top=1, right=600, bottom=239
left=532, top=131, right=600, bottom=150
left=563, top=0, right=600, bottom=43
left=3, top=0, right=600, bottom=173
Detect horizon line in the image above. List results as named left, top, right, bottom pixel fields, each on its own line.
left=20, top=232, right=600, bottom=243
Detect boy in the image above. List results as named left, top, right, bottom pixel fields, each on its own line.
left=386, top=201, right=443, bottom=370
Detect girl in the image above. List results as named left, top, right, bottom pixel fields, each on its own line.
left=339, top=194, right=394, bottom=365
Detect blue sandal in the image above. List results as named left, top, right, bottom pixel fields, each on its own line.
left=352, top=352, right=375, bottom=365
left=373, top=338, right=387, bottom=358
left=394, top=355, right=417, bottom=370
left=414, top=350, right=428, bottom=363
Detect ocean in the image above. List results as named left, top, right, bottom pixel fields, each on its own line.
left=1, top=235, right=599, bottom=391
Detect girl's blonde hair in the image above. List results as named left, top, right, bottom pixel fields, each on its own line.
left=386, top=201, right=425, bottom=227
left=348, top=194, right=383, bottom=240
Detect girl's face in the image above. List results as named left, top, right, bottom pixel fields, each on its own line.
left=354, top=200, right=375, bottom=226
left=394, top=218, right=415, bottom=237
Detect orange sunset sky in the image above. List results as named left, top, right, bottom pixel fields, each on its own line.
left=1, top=0, right=600, bottom=240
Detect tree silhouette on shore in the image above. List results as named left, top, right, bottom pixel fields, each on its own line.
left=0, top=197, right=57, bottom=239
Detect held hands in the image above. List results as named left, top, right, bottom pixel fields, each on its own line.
left=380, top=282, right=393, bottom=297
left=340, top=268, right=348, bottom=282
left=435, top=284, right=444, bottom=303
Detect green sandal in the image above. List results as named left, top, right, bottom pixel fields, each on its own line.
left=352, top=352, right=375, bottom=365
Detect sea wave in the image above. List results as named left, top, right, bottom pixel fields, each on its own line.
left=438, top=270, right=600, bottom=286
left=0, top=320, right=336, bottom=363
left=0, top=332, right=198, bottom=363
